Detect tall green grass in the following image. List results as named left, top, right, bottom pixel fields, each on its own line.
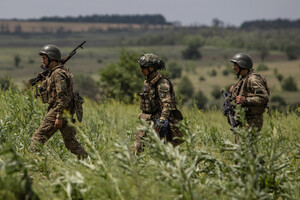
left=0, top=88, right=299, bottom=199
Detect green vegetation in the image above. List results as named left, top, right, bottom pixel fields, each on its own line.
left=0, top=88, right=299, bottom=199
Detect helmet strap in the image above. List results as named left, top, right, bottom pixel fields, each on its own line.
left=236, top=67, right=241, bottom=78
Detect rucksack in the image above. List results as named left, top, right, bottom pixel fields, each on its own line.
left=72, top=91, right=84, bottom=122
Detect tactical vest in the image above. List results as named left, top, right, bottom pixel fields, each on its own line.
left=140, top=74, right=176, bottom=115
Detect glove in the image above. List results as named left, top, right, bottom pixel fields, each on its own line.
left=154, top=119, right=165, bottom=132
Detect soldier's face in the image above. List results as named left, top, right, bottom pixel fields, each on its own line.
left=233, top=63, right=239, bottom=74
left=141, top=68, right=150, bottom=76
left=42, top=55, right=49, bottom=65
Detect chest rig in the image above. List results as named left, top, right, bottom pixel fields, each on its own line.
left=140, top=73, right=162, bottom=114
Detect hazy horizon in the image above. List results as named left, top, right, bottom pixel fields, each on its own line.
left=0, top=0, right=300, bottom=26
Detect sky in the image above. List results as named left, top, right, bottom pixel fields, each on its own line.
left=0, top=0, right=299, bottom=26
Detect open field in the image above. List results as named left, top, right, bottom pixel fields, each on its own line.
left=0, top=20, right=172, bottom=33
left=1, top=44, right=299, bottom=106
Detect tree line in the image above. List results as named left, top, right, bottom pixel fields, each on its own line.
left=27, top=14, right=170, bottom=25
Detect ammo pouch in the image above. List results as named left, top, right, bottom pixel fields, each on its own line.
left=140, top=92, right=152, bottom=113
left=72, top=91, right=84, bottom=122
left=38, top=86, right=48, bottom=103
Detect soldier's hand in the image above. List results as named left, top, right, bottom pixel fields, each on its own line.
left=154, top=119, right=165, bottom=132
left=38, top=72, right=46, bottom=81
left=54, top=118, right=63, bottom=129
left=236, top=95, right=245, bottom=104
left=229, top=85, right=234, bottom=93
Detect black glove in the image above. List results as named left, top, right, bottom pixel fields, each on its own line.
left=154, top=119, right=165, bottom=132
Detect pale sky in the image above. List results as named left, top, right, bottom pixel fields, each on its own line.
left=0, top=0, right=299, bottom=26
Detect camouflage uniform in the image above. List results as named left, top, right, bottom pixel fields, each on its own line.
left=132, top=72, right=184, bottom=154
left=30, top=65, right=88, bottom=159
left=231, top=70, right=270, bottom=136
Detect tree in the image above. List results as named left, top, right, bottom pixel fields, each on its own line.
left=281, top=76, right=298, bottom=91
left=177, top=76, right=194, bottom=103
left=211, top=86, right=221, bottom=99
left=194, top=90, right=208, bottom=109
left=181, top=36, right=204, bottom=60
left=14, top=55, right=21, bottom=68
left=285, top=45, right=300, bottom=60
left=99, top=49, right=143, bottom=103
left=167, top=61, right=182, bottom=79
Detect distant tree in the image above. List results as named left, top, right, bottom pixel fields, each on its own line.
left=285, top=45, right=299, bottom=60
left=181, top=36, right=204, bottom=60
left=276, top=74, right=284, bottom=82
left=259, top=46, right=269, bottom=61
left=212, top=18, right=224, bottom=28
left=281, top=76, right=298, bottom=91
left=167, top=61, right=182, bottom=79
left=99, top=49, right=143, bottom=103
left=211, top=86, right=221, bottom=99
left=222, top=69, right=229, bottom=76
left=177, top=76, right=194, bottom=102
left=256, top=63, right=269, bottom=71
left=14, top=55, right=21, bottom=68
left=194, top=90, right=208, bottom=109
left=208, top=69, right=217, bottom=77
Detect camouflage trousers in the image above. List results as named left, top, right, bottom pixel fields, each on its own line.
left=235, top=114, right=263, bottom=144
left=30, top=109, right=88, bottom=159
left=131, top=113, right=184, bottom=154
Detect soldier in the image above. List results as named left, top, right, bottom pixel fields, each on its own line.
left=229, top=53, right=270, bottom=143
left=30, top=44, right=88, bottom=159
left=131, top=53, right=184, bottom=154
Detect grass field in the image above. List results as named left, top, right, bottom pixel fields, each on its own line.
left=0, top=88, right=299, bottom=199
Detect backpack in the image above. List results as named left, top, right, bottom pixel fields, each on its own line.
left=72, top=91, right=84, bottom=122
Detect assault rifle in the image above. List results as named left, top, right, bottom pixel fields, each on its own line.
left=221, top=90, right=239, bottom=131
left=28, top=41, right=86, bottom=86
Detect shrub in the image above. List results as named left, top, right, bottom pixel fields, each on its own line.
left=194, top=90, right=208, bottom=109
left=167, top=61, right=182, bottom=79
left=256, top=63, right=269, bottom=71
left=281, top=76, right=298, bottom=91
left=271, top=95, right=287, bottom=106
left=222, top=69, right=229, bottom=76
left=211, top=86, right=221, bottom=99
left=177, top=76, right=194, bottom=103
left=99, top=49, right=143, bottom=103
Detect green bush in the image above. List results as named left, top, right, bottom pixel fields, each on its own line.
left=194, top=90, right=208, bottom=109
left=177, top=76, right=194, bottom=103
left=99, top=49, right=143, bottom=103
left=281, top=76, right=298, bottom=91
left=211, top=86, right=221, bottom=99
left=167, top=61, right=182, bottom=79
left=256, top=63, right=269, bottom=71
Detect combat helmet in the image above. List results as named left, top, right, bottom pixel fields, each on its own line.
left=230, top=53, right=253, bottom=69
left=39, top=44, right=61, bottom=61
left=138, top=53, right=165, bottom=70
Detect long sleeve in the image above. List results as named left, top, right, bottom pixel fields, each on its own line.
left=245, top=75, right=269, bottom=106
left=157, top=79, right=176, bottom=120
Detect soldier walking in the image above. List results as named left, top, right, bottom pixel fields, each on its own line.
left=229, top=53, right=270, bottom=143
left=30, top=44, right=88, bottom=159
left=132, top=53, right=184, bottom=154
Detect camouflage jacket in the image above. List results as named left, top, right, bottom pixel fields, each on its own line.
left=231, top=70, right=270, bottom=115
left=40, top=65, right=74, bottom=119
left=140, top=72, right=178, bottom=121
